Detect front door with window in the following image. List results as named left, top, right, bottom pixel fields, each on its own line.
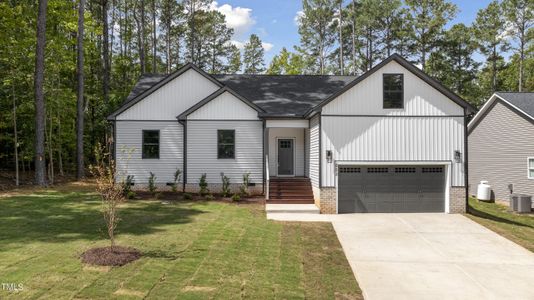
left=277, top=139, right=294, bottom=176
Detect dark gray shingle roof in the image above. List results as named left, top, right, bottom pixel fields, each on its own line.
left=213, top=74, right=356, bottom=116
left=496, top=92, right=534, bottom=118
left=125, top=74, right=167, bottom=102
left=123, top=73, right=356, bottom=116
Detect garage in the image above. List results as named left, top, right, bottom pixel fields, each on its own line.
left=338, top=165, right=446, bottom=213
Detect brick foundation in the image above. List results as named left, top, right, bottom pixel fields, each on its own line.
left=449, top=187, right=467, bottom=213
left=319, top=187, right=337, bottom=214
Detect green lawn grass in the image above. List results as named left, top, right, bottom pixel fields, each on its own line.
left=0, top=184, right=361, bottom=299
left=466, top=197, right=534, bottom=252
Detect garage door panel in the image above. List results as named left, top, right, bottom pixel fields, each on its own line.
left=338, top=165, right=445, bottom=213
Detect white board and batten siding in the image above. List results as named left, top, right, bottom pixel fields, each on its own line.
left=308, top=115, right=320, bottom=188
left=115, top=121, right=183, bottom=183
left=117, top=69, right=220, bottom=120
left=186, top=91, right=263, bottom=184
left=320, top=60, right=466, bottom=187
left=114, top=68, right=220, bottom=185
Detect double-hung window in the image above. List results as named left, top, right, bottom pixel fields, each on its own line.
left=218, top=130, right=235, bottom=159
left=528, top=157, right=534, bottom=179
left=142, top=130, right=159, bottom=159
left=383, top=74, right=404, bottom=109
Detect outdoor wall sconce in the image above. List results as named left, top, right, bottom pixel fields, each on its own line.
left=454, top=150, right=461, bottom=163
left=326, top=150, right=332, bottom=163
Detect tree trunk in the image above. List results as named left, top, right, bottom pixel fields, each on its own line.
left=152, top=0, right=157, bottom=73
left=338, top=0, right=343, bottom=75
left=518, top=31, right=524, bottom=92
left=102, top=0, right=110, bottom=105
left=57, top=110, right=64, bottom=177
left=492, top=44, right=497, bottom=92
left=141, top=0, right=146, bottom=73
left=12, top=76, right=19, bottom=186
left=34, top=0, right=48, bottom=186
left=351, top=0, right=356, bottom=74
left=77, top=0, right=86, bottom=180
left=46, top=111, right=54, bottom=185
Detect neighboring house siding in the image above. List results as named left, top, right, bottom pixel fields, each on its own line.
left=268, top=128, right=305, bottom=177
left=322, top=60, right=464, bottom=116
left=320, top=60, right=466, bottom=188
left=187, top=120, right=263, bottom=185
left=187, top=91, right=258, bottom=120
left=468, top=100, right=534, bottom=200
left=117, top=69, right=220, bottom=120
left=115, top=121, right=183, bottom=183
left=309, top=114, right=320, bottom=188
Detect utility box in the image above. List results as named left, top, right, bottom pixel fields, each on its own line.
left=510, top=194, right=532, bottom=213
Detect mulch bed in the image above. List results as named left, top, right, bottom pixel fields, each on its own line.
left=81, top=246, right=141, bottom=266
left=132, top=191, right=265, bottom=204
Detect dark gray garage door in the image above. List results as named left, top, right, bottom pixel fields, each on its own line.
left=338, top=165, right=445, bottom=213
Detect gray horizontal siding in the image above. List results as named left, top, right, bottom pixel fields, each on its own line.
left=468, top=100, right=534, bottom=200
left=186, top=120, right=263, bottom=185
left=115, top=121, right=183, bottom=183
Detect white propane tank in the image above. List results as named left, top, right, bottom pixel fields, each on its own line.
left=477, top=181, right=491, bottom=201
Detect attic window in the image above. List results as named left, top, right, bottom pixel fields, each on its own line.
left=383, top=74, right=404, bottom=109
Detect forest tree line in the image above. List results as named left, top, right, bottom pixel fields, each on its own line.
left=0, top=0, right=532, bottom=186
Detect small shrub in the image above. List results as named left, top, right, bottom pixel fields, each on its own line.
left=231, top=193, right=240, bottom=202
left=171, top=168, right=182, bottom=192
left=126, top=191, right=136, bottom=199
left=148, top=172, right=157, bottom=195
left=220, top=172, right=231, bottom=197
left=240, top=172, right=250, bottom=197
left=183, top=193, right=193, bottom=200
left=154, top=192, right=162, bottom=199
left=122, top=175, right=135, bottom=199
left=205, top=194, right=215, bottom=201
left=198, top=173, right=209, bottom=196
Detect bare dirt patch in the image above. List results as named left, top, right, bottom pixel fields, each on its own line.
left=81, top=246, right=141, bottom=266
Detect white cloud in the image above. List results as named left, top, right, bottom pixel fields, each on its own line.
left=230, top=40, right=274, bottom=52
left=230, top=40, right=245, bottom=49
left=272, top=19, right=278, bottom=24
left=262, top=42, right=274, bottom=52
left=294, top=10, right=304, bottom=26
left=210, top=1, right=255, bottom=37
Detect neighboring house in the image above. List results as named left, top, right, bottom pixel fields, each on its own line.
left=107, top=54, right=474, bottom=214
left=468, top=92, right=534, bottom=202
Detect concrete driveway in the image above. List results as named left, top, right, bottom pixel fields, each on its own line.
left=331, top=213, right=534, bottom=300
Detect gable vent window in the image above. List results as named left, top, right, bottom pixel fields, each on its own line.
left=339, top=167, right=361, bottom=173
left=422, top=167, right=443, bottom=173
left=142, top=130, right=160, bottom=159
left=218, top=130, right=235, bottom=159
left=383, top=74, right=404, bottom=109
left=368, top=167, right=389, bottom=173
left=395, top=167, right=416, bottom=173
left=528, top=158, right=534, bottom=179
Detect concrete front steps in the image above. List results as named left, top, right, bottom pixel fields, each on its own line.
left=265, top=204, right=320, bottom=214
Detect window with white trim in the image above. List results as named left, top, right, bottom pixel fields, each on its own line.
left=528, top=157, right=534, bottom=179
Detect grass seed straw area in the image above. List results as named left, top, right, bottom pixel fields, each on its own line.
left=0, top=183, right=362, bottom=299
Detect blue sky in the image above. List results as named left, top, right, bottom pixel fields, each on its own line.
left=210, top=0, right=494, bottom=64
